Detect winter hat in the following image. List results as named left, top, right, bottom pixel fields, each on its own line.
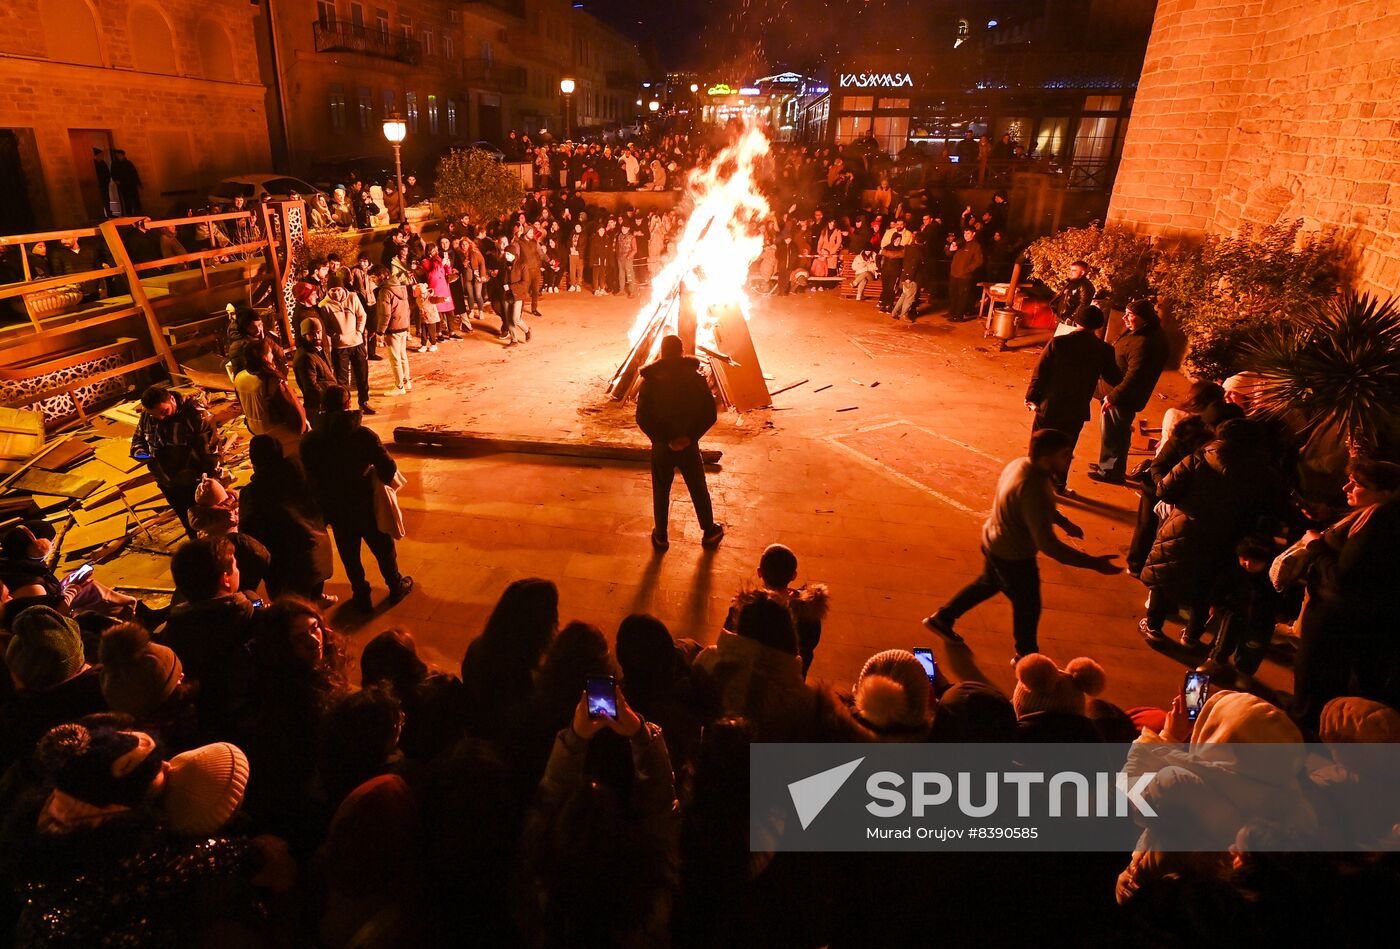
left=2, top=519, right=55, bottom=559
left=36, top=724, right=163, bottom=807
left=99, top=623, right=183, bottom=719
left=930, top=682, right=1019, bottom=742
left=1011, top=654, right=1106, bottom=718
left=6, top=605, right=84, bottom=691
left=163, top=742, right=250, bottom=836
left=853, top=649, right=932, bottom=730
left=194, top=474, right=230, bottom=507
left=1222, top=371, right=1266, bottom=402
left=1319, top=697, right=1400, bottom=744
left=299, top=315, right=323, bottom=338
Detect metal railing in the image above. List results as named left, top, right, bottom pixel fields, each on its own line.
left=312, top=20, right=423, bottom=66
left=461, top=0, right=525, bottom=18
left=463, top=58, right=528, bottom=93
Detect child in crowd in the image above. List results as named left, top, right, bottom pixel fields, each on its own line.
left=724, top=543, right=829, bottom=677
left=412, top=282, right=441, bottom=352
left=1207, top=535, right=1282, bottom=674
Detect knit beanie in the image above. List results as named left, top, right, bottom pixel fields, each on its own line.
left=299, top=315, right=323, bottom=338
left=2, top=519, right=55, bottom=559
left=163, top=742, right=250, bottom=836
left=36, top=724, right=163, bottom=807
left=1012, top=654, right=1106, bottom=718
left=99, top=623, right=183, bottom=719
left=6, top=605, right=84, bottom=691
left=853, top=649, right=932, bottom=730
left=193, top=474, right=230, bottom=507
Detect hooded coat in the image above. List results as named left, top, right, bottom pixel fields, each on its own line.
left=319, top=287, right=367, bottom=349
left=1117, top=691, right=1318, bottom=904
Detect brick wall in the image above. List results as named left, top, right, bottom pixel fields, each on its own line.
left=1108, top=0, right=1400, bottom=297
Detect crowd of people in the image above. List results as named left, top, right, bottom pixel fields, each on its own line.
left=2, top=125, right=1398, bottom=944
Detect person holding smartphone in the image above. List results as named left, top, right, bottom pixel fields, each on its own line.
left=131, top=385, right=224, bottom=539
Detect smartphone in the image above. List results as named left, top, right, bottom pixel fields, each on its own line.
left=912, top=647, right=937, bottom=685
left=133, top=450, right=152, bottom=461
left=60, top=562, right=95, bottom=590
left=585, top=674, right=618, bottom=720
left=251, top=598, right=266, bottom=608
left=1183, top=672, right=1211, bottom=721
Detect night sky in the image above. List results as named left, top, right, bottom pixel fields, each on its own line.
left=578, top=0, right=1009, bottom=74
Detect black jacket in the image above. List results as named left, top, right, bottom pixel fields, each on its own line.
left=1026, top=328, right=1122, bottom=425
left=1101, top=319, right=1169, bottom=413
left=299, top=409, right=397, bottom=526
left=131, top=392, right=220, bottom=487
left=1051, top=275, right=1095, bottom=327
left=157, top=594, right=260, bottom=738
left=291, top=342, right=337, bottom=414
left=636, top=355, right=717, bottom=447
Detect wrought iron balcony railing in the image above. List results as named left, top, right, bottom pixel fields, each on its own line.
left=312, top=20, right=423, bottom=66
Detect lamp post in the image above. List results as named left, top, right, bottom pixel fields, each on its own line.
left=560, top=77, right=575, bottom=140
left=382, top=113, right=407, bottom=224
left=689, top=82, right=700, bottom=127
left=648, top=100, right=660, bottom=113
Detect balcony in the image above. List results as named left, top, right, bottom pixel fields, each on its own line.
left=313, top=20, right=422, bottom=66
left=462, top=0, right=525, bottom=19
left=464, top=58, right=527, bottom=93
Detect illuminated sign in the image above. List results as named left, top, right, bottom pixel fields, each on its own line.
left=707, top=83, right=736, bottom=95
left=739, top=86, right=761, bottom=96
left=838, top=72, right=915, bottom=89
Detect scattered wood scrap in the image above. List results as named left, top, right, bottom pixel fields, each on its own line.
left=394, top=427, right=724, bottom=467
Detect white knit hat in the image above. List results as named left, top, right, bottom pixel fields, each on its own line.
left=163, top=742, right=250, bottom=836
left=854, top=649, right=932, bottom=730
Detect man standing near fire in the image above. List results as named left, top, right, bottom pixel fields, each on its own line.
left=637, top=335, right=724, bottom=552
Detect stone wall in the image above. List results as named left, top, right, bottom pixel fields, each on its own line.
left=0, top=0, right=269, bottom=227
left=1108, top=0, right=1400, bottom=297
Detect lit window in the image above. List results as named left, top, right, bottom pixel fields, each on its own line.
left=329, top=83, right=348, bottom=132
left=406, top=91, right=419, bottom=131
left=357, top=86, right=372, bottom=131
left=447, top=98, right=458, bottom=136
left=428, top=94, right=439, bottom=134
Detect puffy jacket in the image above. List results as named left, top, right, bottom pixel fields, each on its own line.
left=319, top=287, right=367, bottom=349
left=375, top=281, right=413, bottom=333
left=636, top=355, right=717, bottom=446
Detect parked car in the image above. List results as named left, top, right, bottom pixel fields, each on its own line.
left=468, top=141, right=506, bottom=162
left=208, top=174, right=325, bottom=208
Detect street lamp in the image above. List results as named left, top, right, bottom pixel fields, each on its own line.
left=560, top=77, right=575, bottom=140
left=648, top=100, right=660, bottom=113
left=382, top=113, right=408, bottom=224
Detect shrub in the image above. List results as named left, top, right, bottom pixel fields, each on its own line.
left=293, top=229, right=363, bottom=275
left=1245, top=291, right=1400, bottom=458
left=434, top=148, right=526, bottom=224
left=1149, top=220, right=1340, bottom=381
left=1024, top=222, right=1154, bottom=309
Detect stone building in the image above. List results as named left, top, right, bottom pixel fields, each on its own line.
left=1108, top=0, right=1400, bottom=297
left=0, top=0, right=271, bottom=230
left=270, top=0, right=646, bottom=177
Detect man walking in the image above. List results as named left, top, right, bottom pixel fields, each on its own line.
left=1091, top=299, right=1169, bottom=485
left=923, top=429, right=1120, bottom=662
left=1024, top=306, right=1121, bottom=492
left=1051, top=260, right=1096, bottom=336
left=300, top=385, right=413, bottom=611
left=320, top=274, right=375, bottom=416
left=131, top=386, right=223, bottom=538
left=637, top=335, right=724, bottom=551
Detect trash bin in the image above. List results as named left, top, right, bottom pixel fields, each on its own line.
left=992, top=305, right=1019, bottom=347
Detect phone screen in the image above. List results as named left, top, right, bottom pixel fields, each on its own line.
left=585, top=675, right=618, bottom=720
left=61, top=563, right=94, bottom=589
left=912, top=648, right=937, bottom=684
left=1183, top=672, right=1210, bottom=721
left=133, top=450, right=152, bottom=461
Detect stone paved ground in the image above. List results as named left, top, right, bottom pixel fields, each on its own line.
left=338, top=289, right=1292, bottom=708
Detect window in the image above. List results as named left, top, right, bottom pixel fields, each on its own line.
left=480, top=39, right=493, bottom=63
left=447, top=98, right=458, bottom=136
left=428, top=94, right=439, bottom=134
left=421, top=30, right=433, bottom=56
left=329, top=83, right=348, bottom=132
left=40, top=0, right=102, bottom=66
left=197, top=19, right=236, bottom=81
left=382, top=88, right=395, bottom=116
left=1071, top=115, right=1119, bottom=163
left=835, top=114, right=872, bottom=144
left=406, top=91, right=419, bottom=131
left=350, top=2, right=364, bottom=30
left=841, top=96, right=874, bottom=112
left=1083, top=95, right=1123, bottom=112
left=357, top=86, right=373, bottom=131
left=399, top=14, right=411, bottom=39
left=443, top=33, right=454, bottom=60
left=316, top=0, right=336, bottom=26
left=375, top=7, right=388, bottom=34
left=871, top=116, right=910, bottom=156
left=130, top=4, right=178, bottom=75
left=878, top=98, right=910, bottom=110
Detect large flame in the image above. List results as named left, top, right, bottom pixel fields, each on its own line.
left=627, top=123, right=773, bottom=355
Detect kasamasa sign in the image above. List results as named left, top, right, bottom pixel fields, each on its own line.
left=838, top=72, right=915, bottom=90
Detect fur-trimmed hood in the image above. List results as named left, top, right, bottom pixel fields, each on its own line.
left=786, top=584, right=829, bottom=623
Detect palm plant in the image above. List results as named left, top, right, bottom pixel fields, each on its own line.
left=1244, top=291, right=1400, bottom=457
